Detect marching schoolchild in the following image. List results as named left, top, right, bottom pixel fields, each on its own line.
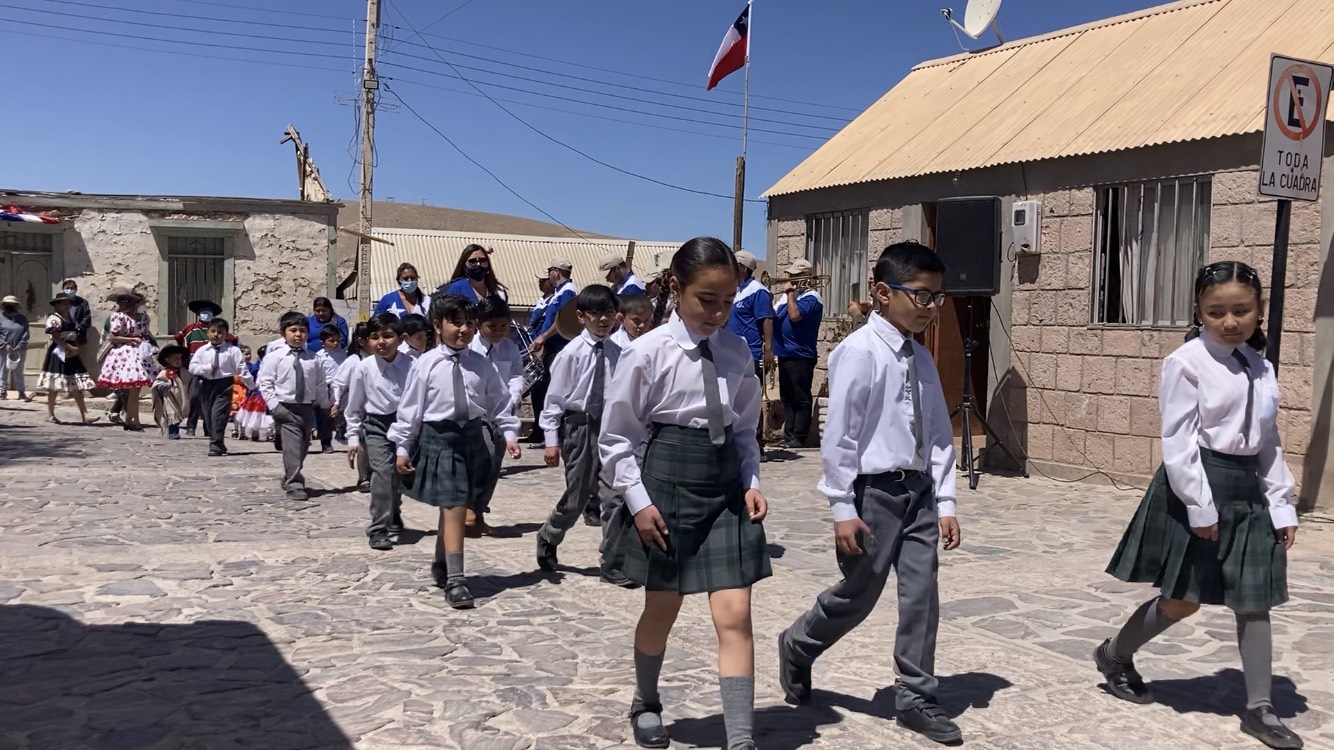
left=599, top=238, right=770, bottom=750
left=315, top=324, right=349, bottom=453
left=466, top=295, right=526, bottom=536
left=610, top=293, right=655, bottom=349
left=345, top=314, right=413, bottom=551
left=399, top=314, right=430, bottom=360
left=777, top=241, right=963, bottom=744
left=151, top=344, right=194, bottom=439
left=389, top=294, right=520, bottom=609
left=236, top=345, right=273, bottom=442
left=187, top=317, right=253, bottom=457
left=1097, top=261, right=1302, bottom=750
left=338, top=323, right=374, bottom=493
left=536, top=284, right=622, bottom=570
left=258, top=311, right=330, bottom=501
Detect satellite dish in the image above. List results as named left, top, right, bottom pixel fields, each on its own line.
left=940, top=0, right=1005, bottom=50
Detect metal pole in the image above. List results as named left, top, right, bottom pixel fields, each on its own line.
left=1266, top=198, right=1292, bottom=373
left=731, top=0, right=751, bottom=255
left=357, top=0, right=380, bottom=319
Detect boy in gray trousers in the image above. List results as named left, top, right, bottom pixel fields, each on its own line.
left=259, top=311, right=330, bottom=501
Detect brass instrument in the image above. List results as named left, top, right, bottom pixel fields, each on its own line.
left=760, top=271, right=831, bottom=290
left=554, top=301, right=583, bottom=341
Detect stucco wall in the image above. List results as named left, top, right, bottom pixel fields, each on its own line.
left=766, top=134, right=1327, bottom=507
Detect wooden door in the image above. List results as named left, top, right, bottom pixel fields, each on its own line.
left=2, top=251, right=53, bottom=371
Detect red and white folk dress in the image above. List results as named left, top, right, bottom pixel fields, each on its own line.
left=96, top=312, right=154, bottom=389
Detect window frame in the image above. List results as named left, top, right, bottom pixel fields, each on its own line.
left=1090, top=176, right=1212, bottom=328
left=805, top=208, right=870, bottom=318
left=151, top=221, right=241, bottom=334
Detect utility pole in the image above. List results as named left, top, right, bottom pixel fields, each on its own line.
left=357, top=0, right=380, bottom=319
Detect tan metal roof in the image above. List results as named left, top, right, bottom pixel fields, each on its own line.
left=369, top=228, right=683, bottom=308
left=764, top=0, right=1334, bottom=197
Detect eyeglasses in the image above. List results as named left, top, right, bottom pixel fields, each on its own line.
left=886, top=283, right=947, bottom=308
left=466, top=258, right=489, bottom=267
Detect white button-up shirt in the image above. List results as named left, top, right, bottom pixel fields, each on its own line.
left=258, top=346, right=330, bottom=410
left=387, top=345, right=519, bottom=458
left=1161, top=334, right=1296, bottom=529
left=188, top=342, right=253, bottom=385
left=539, top=329, right=621, bottom=446
left=599, top=313, right=761, bottom=515
left=470, top=335, right=525, bottom=417
left=818, top=313, right=957, bottom=522
left=343, top=352, right=415, bottom=448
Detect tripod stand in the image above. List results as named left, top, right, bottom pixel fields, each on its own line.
left=950, top=297, right=1027, bottom=490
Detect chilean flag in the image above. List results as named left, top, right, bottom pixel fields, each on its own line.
left=0, top=205, right=59, bottom=224
left=706, top=5, right=749, bottom=91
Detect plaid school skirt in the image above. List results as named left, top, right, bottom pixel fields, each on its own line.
left=1106, top=448, right=1288, bottom=611
left=606, top=424, right=771, bottom=595
left=401, top=418, right=493, bottom=508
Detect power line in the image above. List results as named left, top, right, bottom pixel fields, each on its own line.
left=388, top=3, right=766, bottom=204
left=382, top=81, right=602, bottom=248
left=3, top=17, right=350, bottom=61
left=175, top=0, right=355, bottom=22
left=3, top=2, right=353, bottom=47
left=421, top=0, right=479, bottom=31
left=37, top=0, right=353, bottom=34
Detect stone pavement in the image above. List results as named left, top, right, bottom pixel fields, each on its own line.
left=2, top=399, right=1333, bottom=750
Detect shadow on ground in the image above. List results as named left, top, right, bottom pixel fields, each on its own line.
left=0, top=422, right=91, bottom=463
left=0, top=604, right=352, bottom=749
left=1150, top=669, right=1307, bottom=719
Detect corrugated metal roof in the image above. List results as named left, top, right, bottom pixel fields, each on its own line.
left=369, top=228, right=683, bottom=308
left=765, top=0, right=1334, bottom=197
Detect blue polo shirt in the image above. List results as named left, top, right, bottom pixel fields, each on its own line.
left=727, top=278, right=772, bottom=361
left=538, top=280, right=578, bottom=351
left=773, top=290, right=823, bottom=360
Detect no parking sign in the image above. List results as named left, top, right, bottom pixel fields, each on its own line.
left=1259, top=54, right=1333, bottom=201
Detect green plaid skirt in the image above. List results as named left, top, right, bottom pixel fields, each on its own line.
left=1107, top=449, right=1287, bottom=611
left=607, top=424, right=771, bottom=595
left=401, top=419, right=492, bottom=508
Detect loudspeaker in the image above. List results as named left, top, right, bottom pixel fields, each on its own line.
left=936, top=196, right=1001, bottom=295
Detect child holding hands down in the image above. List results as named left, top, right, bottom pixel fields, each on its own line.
left=778, top=242, right=963, bottom=745
left=344, top=314, right=413, bottom=551
left=599, top=238, right=769, bottom=750
left=1099, top=261, right=1303, bottom=750
left=258, top=312, right=330, bottom=501
left=390, top=295, right=520, bottom=610
left=468, top=295, right=526, bottom=535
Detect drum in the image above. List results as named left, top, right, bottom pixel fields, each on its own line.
left=510, top=323, right=544, bottom=396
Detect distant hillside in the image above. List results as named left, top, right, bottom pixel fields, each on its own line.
left=334, top=201, right=618, bottom=275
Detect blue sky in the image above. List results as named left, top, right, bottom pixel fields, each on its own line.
left=2, top=0, right=1161, bottom=255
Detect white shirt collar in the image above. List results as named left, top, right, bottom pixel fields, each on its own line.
left=867, top=313, right=911, bottom=352
left=665, top=312, right=712, bottom=351
left=580, top=328, right=606, bottom=346
left=1198, top=331, right=1241, bottom=361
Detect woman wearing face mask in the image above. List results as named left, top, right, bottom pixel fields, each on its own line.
left=60, top=279, right=92, bottom=348
left=438, top=244, right=509, bottom=304
left=373, top=262, right=430, bottom=319
left=0, top=295, right=32, bottom=401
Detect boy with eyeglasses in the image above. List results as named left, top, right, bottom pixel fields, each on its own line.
left=778, top=241, right=965, bottom=745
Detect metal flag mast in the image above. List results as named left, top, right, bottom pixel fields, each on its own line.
left=732, top=0, right=751, bottom=255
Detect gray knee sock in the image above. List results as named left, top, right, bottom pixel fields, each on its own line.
left=633, top=649, right=665, bottom=730
left=719, top=676, right=754, bottom=748
left=445, top=552, right=465, bottom=584
left=1236, top=612, right=1273, bottom=711
left=1109, top=598, right=1179, bottom=661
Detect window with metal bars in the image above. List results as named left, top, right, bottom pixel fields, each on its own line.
left=805, top=210, right=868, bottom=316
left=0, top=231, right=54, bottom=253
left=166, top=236, right=226, bottom=332
left=1092, top=177, right=1211, bottom=327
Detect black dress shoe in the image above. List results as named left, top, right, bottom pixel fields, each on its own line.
left=444, top=580, right=475, bottom=610
left=629, top=702, right=670, bottom=749
left=600, top=569, right=638, bottom=588
left=1241, top=707, right=1304, bottom=749
left=777, top=633, right=812, bottom=705
left=357, top=480, right=371, bottom=493
left=582, top=513, right=602, bottom=527
left=368, top=533, right=393, bottom=551
left=897, top=701, right=962, bottom=744
left=1094, top=639, right=1154, bottom=704
left=536, top=537, right=559, bottom=572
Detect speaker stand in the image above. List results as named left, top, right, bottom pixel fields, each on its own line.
left=949, top=297, right=1028, bottom=490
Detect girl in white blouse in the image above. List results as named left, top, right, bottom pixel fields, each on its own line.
left=1099, top=261, right=1301, bottom=750
left=598, top=237, right=770, bottom=750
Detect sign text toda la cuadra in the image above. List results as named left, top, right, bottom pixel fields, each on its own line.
left=1260, top=54, right=1334, bottom=202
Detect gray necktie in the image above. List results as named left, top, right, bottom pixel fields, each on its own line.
left=698, top=340, right=726, bottom=446
left=211, top=344, right=221, bottom=376
left=289, top=349, right=306, bottom=403
left=1233, top=349, right=1254, bottom=446
left=587, top=341, right=606, bottom=419
left=452, top=352, right=469, bottom=423
left=903, top=340, right=924, bottom=460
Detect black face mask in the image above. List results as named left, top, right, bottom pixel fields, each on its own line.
left=2, top=306, right=16, bottom=315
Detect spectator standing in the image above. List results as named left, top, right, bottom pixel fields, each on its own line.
left=0, top=295, right=31, bottom=401
left=773, top=259, right=824, bottom=448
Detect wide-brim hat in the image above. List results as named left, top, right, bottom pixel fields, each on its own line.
left=157, top=344, right=190, bottom=368
left=188, top=299, right=223, bottom=315
left=106, top=286, right=144, bottom=303
left=1, top=295, right=19, bottom=306
left=50, top=294, right=72, bottom=306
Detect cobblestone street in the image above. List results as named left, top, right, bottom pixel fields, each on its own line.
left=2, top=399, right=1333, bottom=750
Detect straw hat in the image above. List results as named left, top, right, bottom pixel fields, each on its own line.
left=1, top=295, right=19, bottom=306
left=105, top=286, right=144, bottom=303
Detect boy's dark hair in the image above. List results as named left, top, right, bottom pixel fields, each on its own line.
left=670, top=237, right=738, bottom=288
left=428, top=294, right=476, bottom=325
left=619, top=293, right=654, bottom=318
left=1186, top=260, right=1266, bottom=352
left=873, top=241, right=947, bottom=285
left=279, top=311, right=308, bottom=331
left=365, top=313, right=401, bottom=337
left=257, top=345, right=268, bottom=359
left=576, top=284, right=619, bottom=315
left=400, top=313, right=431, bottom=339
left=319, top=324, right=342, bottom=342
left=476, top=295, right=511, bottom=322
left=207, top=318, right=230, bottom=333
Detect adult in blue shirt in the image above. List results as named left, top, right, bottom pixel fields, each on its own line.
left=727, top=250, right=774, bottom=376
left=527, top=258, right=578, bottom=444
left=773, top=258, right=824, bottom=448
left=436, top=243, right=509, bottom=304
left=305, top=297, right=349, bottom=353
left=521, top=273, right=556, bottom=444
left=373, top=262, right=430, bottom=318
left=598, top=251, right=645, bottom=296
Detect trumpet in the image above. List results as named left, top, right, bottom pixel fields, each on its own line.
left=760, top=271, right=831, bottom=290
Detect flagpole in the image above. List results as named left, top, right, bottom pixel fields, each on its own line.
left=732, top=0, right=751, bottom=255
